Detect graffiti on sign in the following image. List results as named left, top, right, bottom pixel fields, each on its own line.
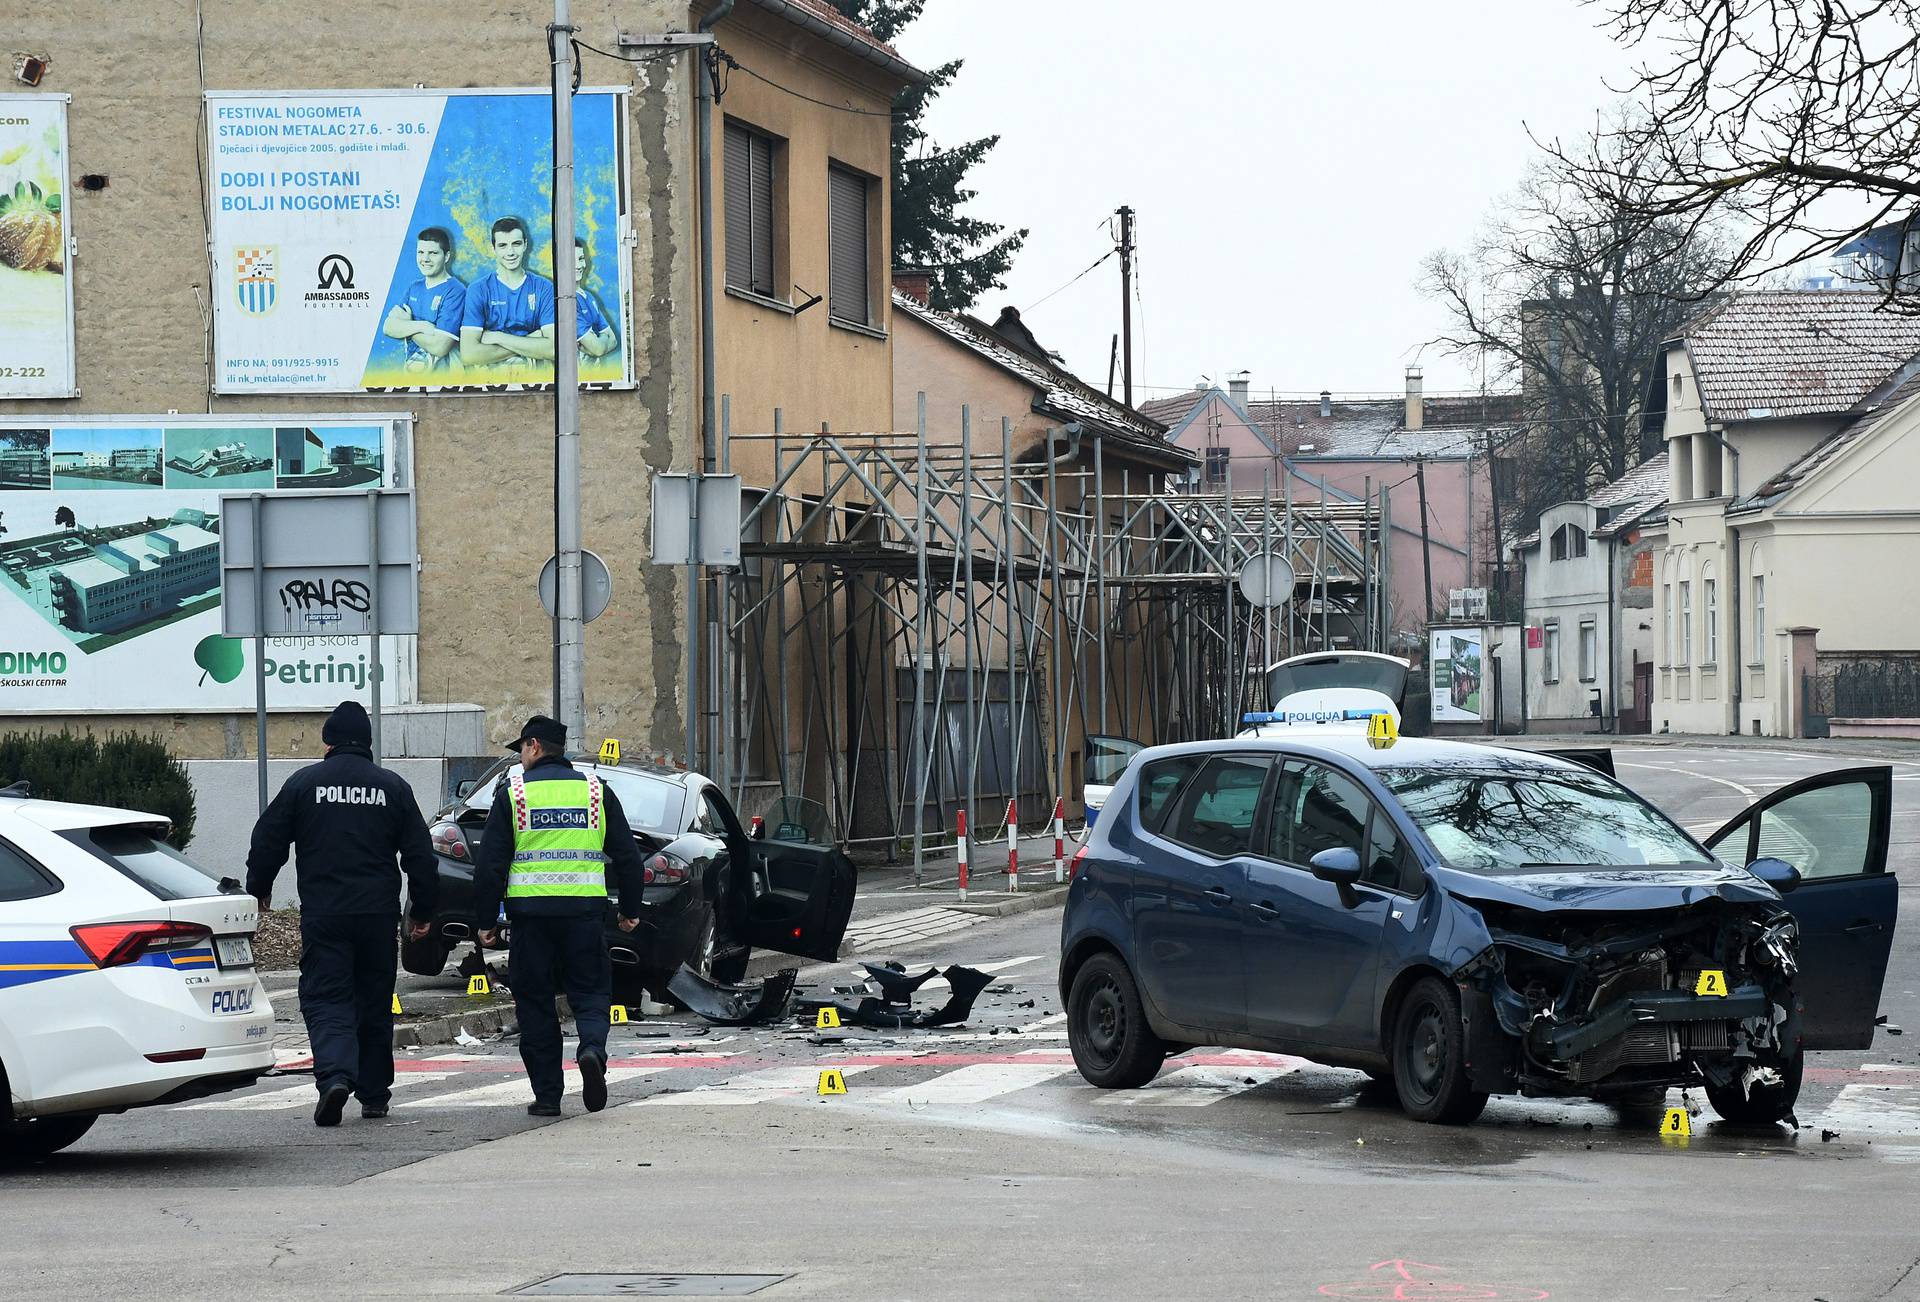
left=279, top=576, right=372, bottom=628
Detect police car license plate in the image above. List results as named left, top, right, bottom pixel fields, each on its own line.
left=214, top=936, right=255, bottom=969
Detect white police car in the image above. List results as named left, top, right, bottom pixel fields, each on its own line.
left=0, top=784, right=275, bottom=1161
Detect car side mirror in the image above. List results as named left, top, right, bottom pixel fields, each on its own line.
left=454, top=779, right=477, bottom=799
left=1748, top=857, right=1801, bottom=894
left=1308, top=847, right=1363, bottom=887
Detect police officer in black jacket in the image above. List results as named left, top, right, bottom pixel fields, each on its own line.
left=246, top=700, right=438, bottom=1128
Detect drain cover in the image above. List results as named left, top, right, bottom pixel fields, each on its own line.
left=508, top=1275, right=791, bottom=1297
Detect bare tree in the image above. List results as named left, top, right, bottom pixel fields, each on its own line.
left=1576, top=0, right=1920, bottom=304
left=1422, top=128, right=1731, bottom=529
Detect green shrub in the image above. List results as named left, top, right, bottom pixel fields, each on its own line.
left=0, top=729, right=197, bottom=849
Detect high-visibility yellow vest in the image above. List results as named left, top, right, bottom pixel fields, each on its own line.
left=504, top=771, right=609, bottom=899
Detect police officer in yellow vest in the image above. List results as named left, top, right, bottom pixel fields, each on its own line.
left=473, top=716, right=646, bottom=1116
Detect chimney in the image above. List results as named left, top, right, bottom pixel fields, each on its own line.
left=1228, top=370, right=1251, bottom=408
left=892, top=268, right=932, bottom=306
left=1404, top=366, right=1424, bottom=431
left=1319, top=389, right=1332, bottom=419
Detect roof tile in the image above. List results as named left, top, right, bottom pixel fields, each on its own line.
left=892, top=290, right=1187, bottom=463
left=1678, top=290, right=1920, bottom=420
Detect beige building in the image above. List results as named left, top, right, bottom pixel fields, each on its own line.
left=3, top=0, right=918, bottom=772
left=1647, top=292, right=1920, bottom=736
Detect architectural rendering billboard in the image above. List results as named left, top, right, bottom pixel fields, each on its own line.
left=0, top=414, right=413, bottom=712
left=205, top=87, right=633, bottom=394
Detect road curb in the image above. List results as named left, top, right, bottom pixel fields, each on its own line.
left=390, top=1001, right=520, bottom=1049
left=947, top=886, right=1069, bottom=918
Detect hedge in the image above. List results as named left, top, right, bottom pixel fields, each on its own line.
left=0, top=730, right=197, bottom=849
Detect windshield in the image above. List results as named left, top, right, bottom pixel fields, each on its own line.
left=1267, top=656, right=1407, bottom=706
left=468, top=763, right=686, bottom=834
left=1379, top=768, right=1711, bottom=872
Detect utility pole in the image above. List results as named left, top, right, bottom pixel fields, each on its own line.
left=1485, top=430, right=1506, bottom=622
left=1117, top=206, right=1135, bottom=409
left=550, top=0, right=586, bottom=745
left=1414, top=455, right=1435, bottom=626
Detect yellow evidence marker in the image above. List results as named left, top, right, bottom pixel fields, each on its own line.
left=599, top=737, right=622, bottom=766
left=609, top=1004, right=629, bottom=1025
left=1694, top=969, right=1728, bottom=997
left=816, top=1006, right=842, bottom=1030
left=467, top=973, right=492, bottom=997
left=817, top=1069, right=847, bottom=1096
left=1366, top=711, right=1399, bottom=750
left=391, top=993, right=404, bottom=1015
left=1662, top=1106, right=1692, bottom=1138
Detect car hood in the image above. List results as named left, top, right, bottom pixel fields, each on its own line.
left=1429, top=862, right=1781, bottom=913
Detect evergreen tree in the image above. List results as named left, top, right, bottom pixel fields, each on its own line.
left=828, top=0, right=1025, bottom=311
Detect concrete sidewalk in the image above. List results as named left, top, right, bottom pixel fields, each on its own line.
left=1493, top=731, right=1920, bottom=762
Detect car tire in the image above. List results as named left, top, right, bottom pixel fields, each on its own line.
left=1, top=1114, right=96, bottom=1162
left=1067, top=953, right=1165, bottom=1089
left=1391, top=976, right=1489, bottom=1125
left=1703, top=1052, right=1803, bottom=1126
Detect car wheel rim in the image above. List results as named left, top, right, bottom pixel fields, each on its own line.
left=1403, top=1002, right=1446, bottom=1103
left=1080, top=975, right=1125, bottom=1068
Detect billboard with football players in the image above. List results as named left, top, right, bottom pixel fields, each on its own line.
left=205, top=87, right=632, bottom=394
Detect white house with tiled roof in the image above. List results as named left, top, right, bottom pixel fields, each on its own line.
left=1516, top=453, right=1669, bottom=733
left=1647, top=290, right=1920, bottom=736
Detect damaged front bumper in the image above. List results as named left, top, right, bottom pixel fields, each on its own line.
left=1452, top=902, right=1800, bottom=1097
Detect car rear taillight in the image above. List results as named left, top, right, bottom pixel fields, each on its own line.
left=1069, top=845, right=1091, bottom=881
left=643, top=852, right=691, bottom=886
left=430, top=821, right=469, bottom=860
left=70, top=920, right=213, bottom=969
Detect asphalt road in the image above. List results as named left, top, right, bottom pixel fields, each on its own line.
left=4, top=742, right=1916, bottom=1301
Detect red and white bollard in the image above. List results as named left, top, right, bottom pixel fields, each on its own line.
left=956, top=809, right=970, bottom=903
left=1006, top=798, right=1020, bottom=893
left=1052, top=796, right=1066, bottom=884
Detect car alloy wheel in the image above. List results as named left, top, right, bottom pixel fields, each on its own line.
left=1391, top=975, right=1489, bottom=1125
left=1066, top=953, right=1165, bottom=1090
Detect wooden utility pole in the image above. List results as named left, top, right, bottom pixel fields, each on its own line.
left=1117, top=205, right=1135, bottom=409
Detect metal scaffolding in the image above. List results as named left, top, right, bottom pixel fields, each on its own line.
left=713, top=400, right=1389, bottom=872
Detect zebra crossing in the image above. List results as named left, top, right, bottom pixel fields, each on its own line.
left=230, top=1036, right=1920, bottom=1160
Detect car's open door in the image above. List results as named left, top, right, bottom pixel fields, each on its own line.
left=1702, top=766, right=1897, bottom=1049
left=714, top=795, right=855, bottom=964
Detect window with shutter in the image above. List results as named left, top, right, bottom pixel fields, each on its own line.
left=828, top=165, right=870, bottom=325
left=724, top=121, right=776, bottom=297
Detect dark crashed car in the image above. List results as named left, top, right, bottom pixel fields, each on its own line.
left=1060, top=735, right=1897, bottom=1125
left=418, top=759, right=855, bottom=1000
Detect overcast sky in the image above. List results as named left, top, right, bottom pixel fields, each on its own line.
left=892, top=1, right=1636, bottom=400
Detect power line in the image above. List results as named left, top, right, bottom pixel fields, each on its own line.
left=721, top=52, right=905, bottom=118
left=572, top=37, right=685, bottom=67
left=1025, top=247, right=1115, bottom=312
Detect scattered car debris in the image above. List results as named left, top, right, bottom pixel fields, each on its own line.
left=859, top=961, right=941, bottom=1004
left=454, top=1029, right=485, bottom=1047
left=801, top=964, right=997, bottom=1030
left=669, top=964, right=799, bottom=1026
left=1821, top=1129, right=1839, bottom=1142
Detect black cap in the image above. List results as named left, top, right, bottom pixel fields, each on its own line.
left=322, top=700, right=372, bottom=748
left=504, top=714, right=567, bottom=752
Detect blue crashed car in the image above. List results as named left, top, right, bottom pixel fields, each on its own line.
left=1060, top=735, right=1897, bottom=1125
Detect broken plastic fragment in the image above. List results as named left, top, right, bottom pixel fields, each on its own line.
left=668, top=964, right=799, bottom=1026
